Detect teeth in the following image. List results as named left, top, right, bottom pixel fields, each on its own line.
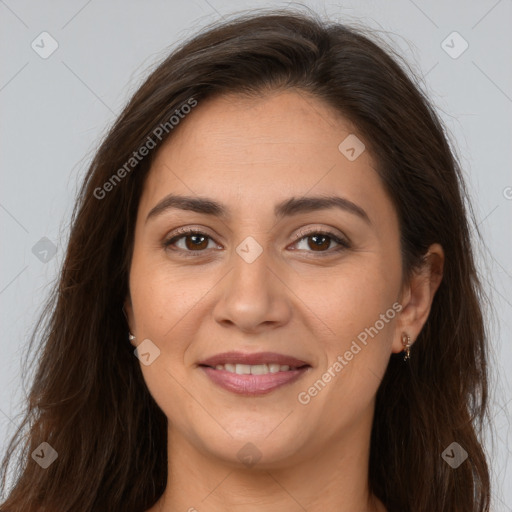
left=235, top=364, right=251, bottom=375
left=248, top=364, right=267, bottom=375
left=211, top=363, right=298, bottom=374
left=269, top=363, right=281, bottom=373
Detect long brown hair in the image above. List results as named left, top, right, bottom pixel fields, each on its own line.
left=0, top=8, right=490, bottom=511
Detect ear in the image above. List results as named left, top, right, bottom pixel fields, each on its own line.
left=392, top=243, right=444, bottom=354
left=123, top=296, right=137, bottom=347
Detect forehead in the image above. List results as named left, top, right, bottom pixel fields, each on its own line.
left=152, top=90, right=364, bottom=172
left=138, top=90, right=396, bottom=228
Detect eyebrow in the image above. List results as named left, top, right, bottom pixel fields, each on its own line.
left=145, top=193, right=371, bottom=225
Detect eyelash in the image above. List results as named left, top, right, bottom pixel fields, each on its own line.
left=162, top=227, right=350, bottom=258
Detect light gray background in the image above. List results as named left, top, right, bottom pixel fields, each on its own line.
left=1, top=0, right=511, bottom=508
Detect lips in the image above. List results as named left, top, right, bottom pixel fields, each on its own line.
left=198, top=351, right=311, bottom=396
left=198, top=351, right=310, bottom=368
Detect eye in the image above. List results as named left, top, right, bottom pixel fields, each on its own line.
left=163, top=229, right=220, bottom=256
left=292, top=229, right=350, bottom=255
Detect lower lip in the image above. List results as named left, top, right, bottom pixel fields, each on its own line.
left=200, top=366, right=310, bottom=396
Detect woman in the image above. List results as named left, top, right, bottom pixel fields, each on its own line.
left=0, top=9, right=491, bottom=512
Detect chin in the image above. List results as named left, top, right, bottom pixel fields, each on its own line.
left=199, top=428, right=309, bottom=470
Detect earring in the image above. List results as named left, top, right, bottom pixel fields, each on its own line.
left=128, top=332, right=136, bottom=342
left=401, top=333, right=412, bottom=361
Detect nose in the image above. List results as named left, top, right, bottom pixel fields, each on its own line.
left=212, top=246, right=292, bottom=334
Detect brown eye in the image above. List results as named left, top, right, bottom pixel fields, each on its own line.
left=294, top=230, right=350, bottom=254
left=163, top=230, right=217, bottom=254
left=306, top=234, right=331, bottom=251
left=183, top=234, right=209, bottom=250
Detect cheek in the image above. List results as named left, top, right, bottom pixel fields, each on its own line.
left=129, top=248, right=214, bottom=340
left=292, top=266, right=398, bottom=424
left=128, top=256, right=195, bottom=421
left=290, top=257, right=399, bottom=406
left=291, top=257, right=399, bottom=341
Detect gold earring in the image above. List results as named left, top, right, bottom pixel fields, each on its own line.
left=401, top=333, right=412, bottom=361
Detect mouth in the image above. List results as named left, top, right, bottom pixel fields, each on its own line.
left=201, top=362, right=307, bottom=374
left=197, top=351, right=312, bottom=395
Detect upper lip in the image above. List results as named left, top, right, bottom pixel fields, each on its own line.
left=198, top=351, right=310, bottom=368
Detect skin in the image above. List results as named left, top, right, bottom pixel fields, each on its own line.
left=124, top=90, right=444, bottom=512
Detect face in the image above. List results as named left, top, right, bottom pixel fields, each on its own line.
left=125, top=90, right=407, bottom=468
